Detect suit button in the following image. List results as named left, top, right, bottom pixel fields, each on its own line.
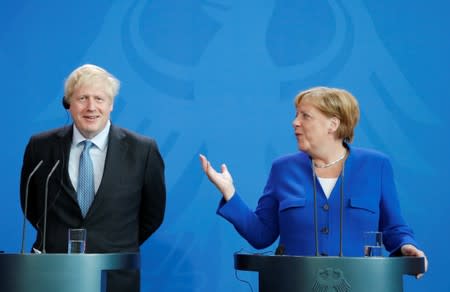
left=323, top=204, right=329, bottom=211
left=320, top=227, right=329, bottom=234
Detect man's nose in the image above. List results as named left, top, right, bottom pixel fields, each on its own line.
left=86, top=97, right=96, bottom=109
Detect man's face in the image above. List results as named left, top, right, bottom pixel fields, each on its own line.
left=69, top=84, right=113, bottom=139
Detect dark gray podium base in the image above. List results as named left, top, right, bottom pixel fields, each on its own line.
left=235, top=253, right=425, bottom=292
left=0, top=253, right=140, bottom=292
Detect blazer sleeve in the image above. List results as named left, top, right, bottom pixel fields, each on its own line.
left=217, top=192, right=279, bottom=249
left=379, top=157, right=419, bottom=254
left=138, top=139, right=166, bottom=244
left=217, top=165, right=280, bottom=249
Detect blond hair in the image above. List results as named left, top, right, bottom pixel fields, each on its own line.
left=294, top=87, right=360, bottom=142
left=63, top=64, right=120, bottom=104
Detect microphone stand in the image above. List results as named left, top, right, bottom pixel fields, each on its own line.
left=21, top=160, right=43, bottom=254
left=311, top=159, right=346, bottom=257
left=42, top=160, right=60, bottom=254
left=339, top=167, right=345, bottom=257
left=311, top=163, right=319, bottom=256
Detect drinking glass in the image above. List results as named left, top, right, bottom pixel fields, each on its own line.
left=68, top=228, right=86, bottom=254
left=364, top=231, right=383, bottom=257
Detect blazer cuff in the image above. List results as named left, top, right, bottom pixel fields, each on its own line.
left=389, top=238, right=420, bottom=257
left=216, top=192, right=242, bottom=219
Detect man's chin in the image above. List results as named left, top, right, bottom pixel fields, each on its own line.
left=79, top=127, right=100, bottom=139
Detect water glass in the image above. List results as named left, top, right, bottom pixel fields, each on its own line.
left=364, top=231, right=383, bottom=257
left=68, top=228, right=86, bottom=254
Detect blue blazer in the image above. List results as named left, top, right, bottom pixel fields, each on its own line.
left=217, top=145, right=418, bottom=256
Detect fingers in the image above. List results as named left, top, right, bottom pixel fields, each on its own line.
left=199, top=154, right=209, bottom=172
left=199, top=154, right=207, bottom=167
left=419, top=252, right=429, bottom=279
left=221, top=163, right=229, bottom=175
left=199, top=154, right=222, bottom=180
left=401, top=244, right=422, bottom=257
left=200, top=154, right=228, bottom=176
left=221, top=164, right=234, bottom=182
left=401, top=244, right=428, bottom=279
left=199, top=154, right=217, bottom=175
left=199, top=154, right=236, bottom=200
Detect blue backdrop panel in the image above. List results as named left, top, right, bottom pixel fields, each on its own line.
left=0, top=0, right=448, bottom=291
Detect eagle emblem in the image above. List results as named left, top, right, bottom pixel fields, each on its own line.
left=313, top=267, right=351, bottom=292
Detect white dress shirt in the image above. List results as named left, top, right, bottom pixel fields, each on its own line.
left=69, top=121, right=110, bottom=193
left=318, top=176, right=338, bottom=199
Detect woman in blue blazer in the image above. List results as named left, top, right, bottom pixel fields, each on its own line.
left=200, top=86, right=427, bottom=278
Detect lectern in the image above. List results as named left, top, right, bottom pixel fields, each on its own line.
left=235, top=253, right=425, bottom=292
left=0, top=253, right=140, bottom=292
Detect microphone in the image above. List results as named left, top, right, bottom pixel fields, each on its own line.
left=42, top=160, right=60, bottom=254
left=275, top=244, right=285, bottom=255
left=21, top=160, right=44, bottom=254
left=311, top=163, right=319, bottom=256
left=339, top=167, right=345, bottom=257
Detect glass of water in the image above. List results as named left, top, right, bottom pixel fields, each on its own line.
left=364, top=231, right=383, bottom=257
left=68, top=228, right=86, bottom=254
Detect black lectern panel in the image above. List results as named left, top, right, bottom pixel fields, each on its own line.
left=0, top=253, right=140, bottom=292
left=235, top=253, right=425, bottom=292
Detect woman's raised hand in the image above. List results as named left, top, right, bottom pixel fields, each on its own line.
left=199, top=154, right=235, bottom=201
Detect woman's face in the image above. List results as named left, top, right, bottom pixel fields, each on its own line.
left=292, top=98, right=335, bottom=153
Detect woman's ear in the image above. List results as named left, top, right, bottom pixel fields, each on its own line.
left=328, top=117, right=340, bottom=134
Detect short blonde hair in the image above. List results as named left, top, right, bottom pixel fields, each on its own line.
left=63, top=64, right=120, bottom=104
left=294, top=86, right=360, bottom=142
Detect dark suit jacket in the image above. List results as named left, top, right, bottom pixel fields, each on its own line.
left=20, top=124, right=166, bottom=292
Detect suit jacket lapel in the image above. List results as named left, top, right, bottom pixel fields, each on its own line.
left=57, top=126, right=78, bottom=202
left=87, top=125, right=128, bottom=216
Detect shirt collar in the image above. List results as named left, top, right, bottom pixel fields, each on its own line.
left=72, top=120, right=111, bottom=151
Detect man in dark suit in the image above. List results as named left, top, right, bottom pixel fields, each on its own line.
left=20, top=64, right=166, bottom=292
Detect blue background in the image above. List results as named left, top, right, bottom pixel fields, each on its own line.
left=1, top=0, right=448, bottom=291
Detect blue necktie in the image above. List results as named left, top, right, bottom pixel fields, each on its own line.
left=77, top=140, right=95, bottom=217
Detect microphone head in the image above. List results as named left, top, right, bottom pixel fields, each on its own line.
left=275, top=244, right=285, bottom=255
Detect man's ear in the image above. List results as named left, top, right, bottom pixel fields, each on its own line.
left=109, top=98, right=114, bottom=112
